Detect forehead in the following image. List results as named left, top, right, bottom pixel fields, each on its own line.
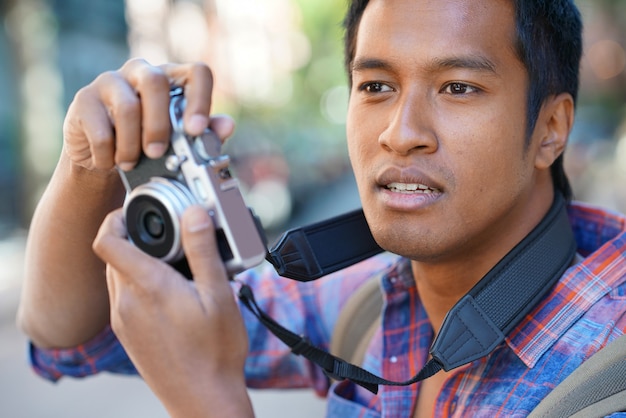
left=355, top=0, right=519, bottom=70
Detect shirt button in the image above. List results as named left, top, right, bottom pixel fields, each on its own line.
left=390, top=356, right=398, bottom=363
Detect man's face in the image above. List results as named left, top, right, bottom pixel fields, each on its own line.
left=347, top=0, right=551, bottom=264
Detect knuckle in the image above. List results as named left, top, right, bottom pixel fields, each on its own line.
left=88, top=128, right=115, bottom=159
left=112, top=95, right=141, bottom=120
left=136, top=66, right=170, bottom=91
left=93, top=70, right=123, bottom=89
left=120, top=57, right=151, bottom=73
left=70, top=85, right=92, bottom=105
left=91, top=231, right=105, bottom=256
left=189, top=61, right=214, bottom=82
left=65, top=85, right=99, bottom=124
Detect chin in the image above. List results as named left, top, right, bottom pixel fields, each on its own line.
left=372, top=226, right=419, bottom=255
left=372, top=220, right=450, bottom=261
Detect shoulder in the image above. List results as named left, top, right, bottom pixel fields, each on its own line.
left=314, top=252, right=403, bottom=306
left=568, top=201, right=626, bottom=256
left=565, top=201, right=626, bottom=332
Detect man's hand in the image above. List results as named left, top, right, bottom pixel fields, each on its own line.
left=18, top=58, right=235, bottom=349
left=63, top=58, right=234, bottom=172
left=93, top=206, right=254, bottom=418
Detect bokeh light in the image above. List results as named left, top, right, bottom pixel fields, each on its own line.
left=587, top=39, right=626, bottom=80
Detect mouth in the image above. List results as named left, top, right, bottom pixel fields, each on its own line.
left=371, top=167, right=445, bottom=211
left=385, top=182, right=441, bottom=194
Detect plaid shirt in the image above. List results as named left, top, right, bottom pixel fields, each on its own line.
left=30, top=201, right=626, bottom=417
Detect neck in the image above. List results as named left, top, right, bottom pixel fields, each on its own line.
left=412, top=260, right=484, bottom=336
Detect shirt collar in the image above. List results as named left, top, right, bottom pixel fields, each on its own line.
left=507, top=201, right=626, bottom=367
left=380, top=257, right=414, bottom=293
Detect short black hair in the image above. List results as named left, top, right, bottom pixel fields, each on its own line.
left=343, top=0, right=583, bottom=201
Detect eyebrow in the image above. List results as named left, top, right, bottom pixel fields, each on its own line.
left=351, top=55, right=498, bottom=75
left=428, top=56, right=497, bottom=74
left=351, top=57, right=393, bottom=73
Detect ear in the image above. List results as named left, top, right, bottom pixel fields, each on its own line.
left=533, top=93, right=575, bottom=170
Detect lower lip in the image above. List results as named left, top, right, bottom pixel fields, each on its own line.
left=378, top=187, right=442, bottom=210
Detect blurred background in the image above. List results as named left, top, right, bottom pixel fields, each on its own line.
left=0, top=0, right=624, bottom=416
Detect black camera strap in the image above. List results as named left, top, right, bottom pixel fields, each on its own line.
left=238, top=194, right=577, bottom=394
left=265, top=209, right=383, bottom=281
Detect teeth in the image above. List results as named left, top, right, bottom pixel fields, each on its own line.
left=387, top=182, right=437, bottom=194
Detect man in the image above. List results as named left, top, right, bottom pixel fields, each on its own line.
left=18, top=0, right=626, bottom=416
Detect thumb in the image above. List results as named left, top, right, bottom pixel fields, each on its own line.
left=181, top=206, right=231, bottom=293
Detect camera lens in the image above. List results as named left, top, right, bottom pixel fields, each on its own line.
left=124, top=179, right=196, bottom=262
left=126, top=195, right=175, bottom=258
left=143, top=211, right=165, bottom=239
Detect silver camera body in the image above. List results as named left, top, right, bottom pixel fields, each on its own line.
left=119, top=88, right=267, bottom=277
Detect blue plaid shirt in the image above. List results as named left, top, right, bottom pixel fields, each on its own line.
left=30, top=201, right=626, bottom=417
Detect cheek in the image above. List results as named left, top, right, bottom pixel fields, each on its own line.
left=347, top=135, right=372, bottom=199
left=347, top=135, right=369, bottom=164
left=444, top=116, right=527, bottom=194
left=347, top=108, right=377, bottom=175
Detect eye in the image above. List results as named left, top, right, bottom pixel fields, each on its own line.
left=358, top=82, right=393, bottom=94
left=441, top=82, right=480, bottom=95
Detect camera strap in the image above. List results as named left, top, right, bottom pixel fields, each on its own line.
left=265, top=209, right=383, bottom=281
left=238, top=193, right=577, bottom=394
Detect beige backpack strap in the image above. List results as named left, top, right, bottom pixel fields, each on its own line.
left=330, top=274, right=384, bottom=366
left=529, top=333, right=626, bottom=418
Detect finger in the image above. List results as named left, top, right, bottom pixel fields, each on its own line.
left=105, top=263, right=118, bottom=312
left=65, top=86, right=117, bottom=170
left=94, top=211, right=133, bottom=304
left=104, top=264, right=142, bottom=343
left=119, top=59, right=172, bottom=160
left=94, top=208, right=127, bottom=241
left=85, top=108, right=117, bottom=170
left=209, top=114, right=236, bottom=143
left=94, top=209, right=182, bottom=297
left=104, top=265, right=123, bottom=334
left=89, top=70, right=143, bottom=170
left=180, top=206, right=231, bottom=297
left=105, top=263, right=137, bottom=332
left=161, top=62, right=214, bottom=136
left=92, top=209, right=131, bottom=266
left=93, top=210, right=156, bottom=278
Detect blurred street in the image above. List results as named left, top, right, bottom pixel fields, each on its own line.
left=0, top=232, right=327, bottom=418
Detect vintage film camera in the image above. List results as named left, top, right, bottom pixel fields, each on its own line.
left=118, top=87, right=267, bottom=277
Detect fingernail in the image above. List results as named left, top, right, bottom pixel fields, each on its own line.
left=186, top=208, right=211, bottom=233
left=146, top=143, right=167, bottom=159
left=187, top=114, right=209, bottom=135
left=118, top=161, right=135, bottom=172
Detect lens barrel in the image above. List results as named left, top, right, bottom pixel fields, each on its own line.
left=125, top=179, right=197, bottom=262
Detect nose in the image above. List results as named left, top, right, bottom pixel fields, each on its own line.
left=378, top=91, right=438, bottom=155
